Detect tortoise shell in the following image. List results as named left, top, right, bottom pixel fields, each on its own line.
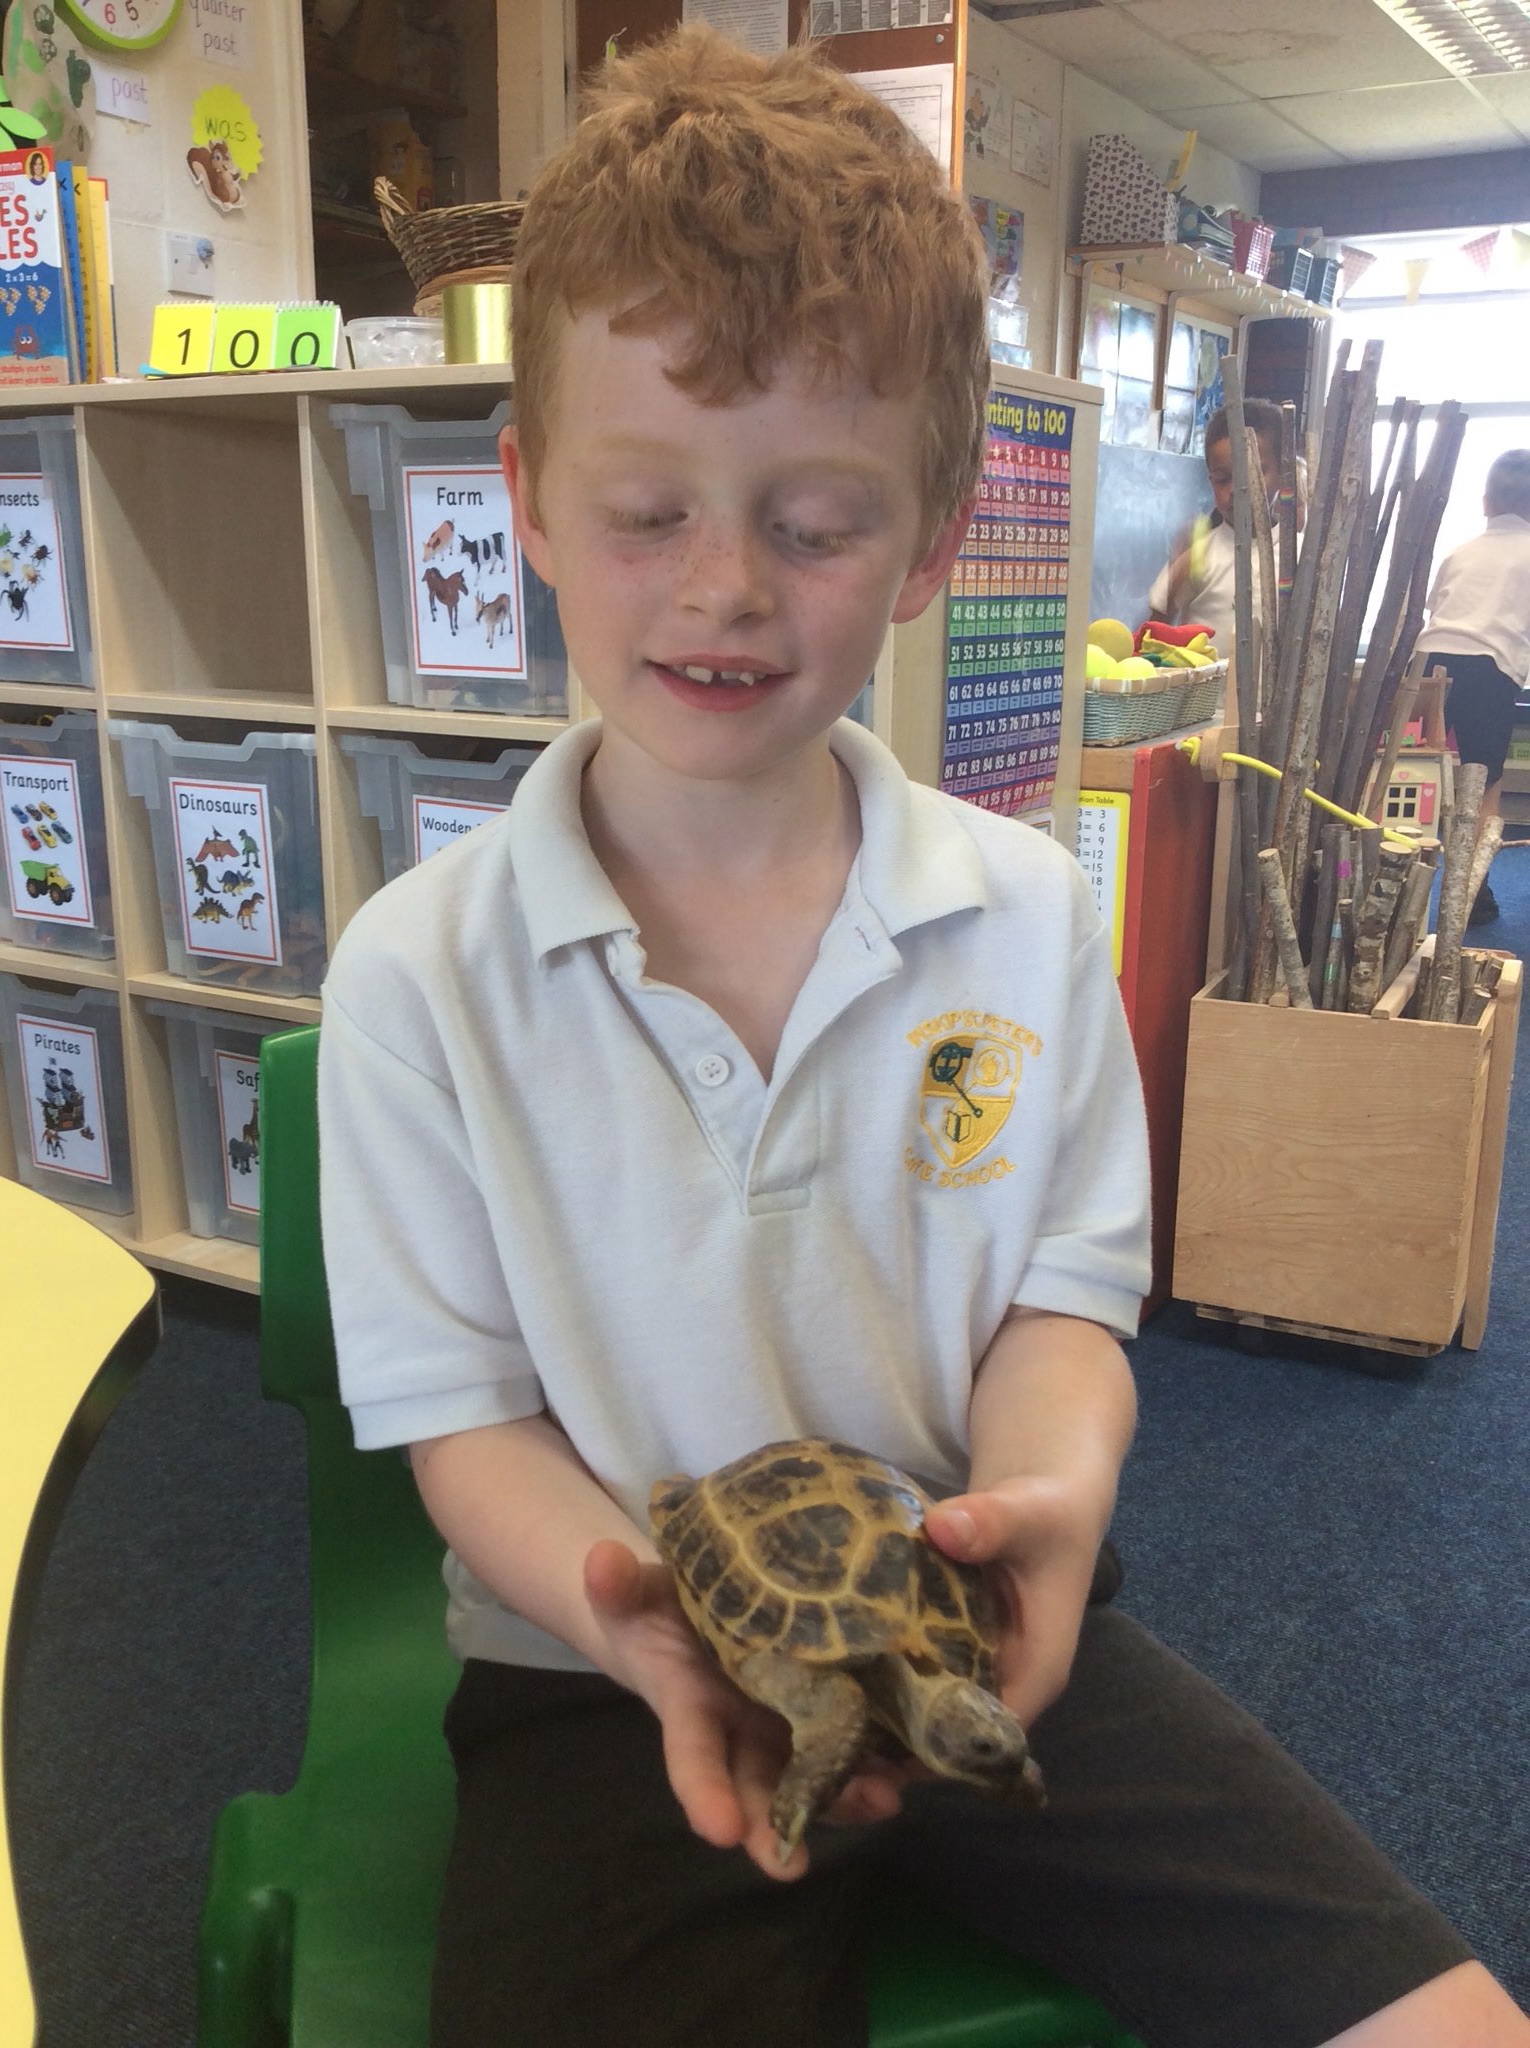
left=650, top=1437, right=1002, bottom=1687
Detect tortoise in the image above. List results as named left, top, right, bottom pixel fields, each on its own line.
left=649, top=1436, right=1046, bottom=1861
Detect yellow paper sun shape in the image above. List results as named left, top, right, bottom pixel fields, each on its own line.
left=191, top=86, right=263, bottom=181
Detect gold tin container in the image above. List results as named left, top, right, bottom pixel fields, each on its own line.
left=442, top=279, right=512, bottom=365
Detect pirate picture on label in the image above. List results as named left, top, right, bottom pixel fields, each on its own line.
left=216, top=1049, right=261, bottom=1216
left=919, top=1035, right=1019, bottom=1169
left=0, top=477, right=73, bottom=651
left=403, top=466, right=527, bottom=680
left=2, top=751, right=92, bottom=927
left=171, top=777, right=282, bottom=964
left=17, top=1012, right=111, bottom=1183
left=412, top=794, right=511, bottom=865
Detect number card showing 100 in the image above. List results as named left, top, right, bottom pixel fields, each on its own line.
left=149, top=303, right=341, bottom=377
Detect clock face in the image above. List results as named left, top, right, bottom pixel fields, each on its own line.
left=57, top=0, right=183, bottom=53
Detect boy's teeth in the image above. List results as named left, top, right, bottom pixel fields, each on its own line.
left=677, top=664, right=760, bottom=685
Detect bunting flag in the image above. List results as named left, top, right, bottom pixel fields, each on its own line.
left=1460, top=229, right=1499, bottom=275
left=1402, top=256, right=1432, bottom=303
left=1509, top=226, right=1530, bottom=273
left=1340, top=244, right=1377, bottom=297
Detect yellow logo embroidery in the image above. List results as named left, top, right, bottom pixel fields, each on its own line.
left=906, top=1010, right=1041, bottom=1185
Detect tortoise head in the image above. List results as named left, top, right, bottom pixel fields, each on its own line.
left=923, top=1681, right=1047, bottom=1806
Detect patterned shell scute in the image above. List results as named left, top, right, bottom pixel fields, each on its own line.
left=674, top=1439, right=1002, bottom=1681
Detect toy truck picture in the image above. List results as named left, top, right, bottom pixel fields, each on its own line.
left=21, top=859, right=74, bottom=905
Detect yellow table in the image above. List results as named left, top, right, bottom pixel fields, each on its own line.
left=0, top=1182, right=160, bottom=2048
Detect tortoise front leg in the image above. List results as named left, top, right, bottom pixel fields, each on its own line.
left=735, top=1651, right=870, bottom=1863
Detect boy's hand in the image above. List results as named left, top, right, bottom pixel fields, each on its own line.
left=584, top=1540, right=904, bottom=1881
left=923, top=1477, right=1103, bottom=1729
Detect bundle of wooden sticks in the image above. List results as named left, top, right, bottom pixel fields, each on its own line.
left=1218, top=340, right=1496, bottom=1024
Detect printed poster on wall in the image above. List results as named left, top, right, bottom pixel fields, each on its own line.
left=0, top=474, right=73, bottom=650
left=15, top=1008, right=111, bottom=1182
left=1, top=750, right=92, bottom=926
left=1076, top=791, right=1129, bottom=976
left=943, top=389, right=1073, bottom=819
left=215, top=1047, right=261, bottom=1215
left=412, top=793, right=511, bottom=865
left=403, top=466, right=527, bottom=681
left=170, top=776, right=282, bottom=964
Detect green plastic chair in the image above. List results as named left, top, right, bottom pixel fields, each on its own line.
left=198, top=1025, right=1141, bottom=2048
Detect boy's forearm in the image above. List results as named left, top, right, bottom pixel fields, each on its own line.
left=967, top=1309, right=1137, bottom=1536
left=410, top=1414, right=657, bottom=1673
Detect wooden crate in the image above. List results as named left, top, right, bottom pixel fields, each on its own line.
left=1174, top=960, right=1522, bottom=1353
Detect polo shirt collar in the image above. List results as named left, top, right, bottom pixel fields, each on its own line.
left=1486, top=514, right=1530, bottom=534
left=508, top=716, right=986, bottom=964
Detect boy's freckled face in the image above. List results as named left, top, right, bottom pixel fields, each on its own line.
left=502, top=313, right=958, bottom=783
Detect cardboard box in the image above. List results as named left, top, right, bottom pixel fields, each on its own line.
left=1080, top=134, right=1180, bottom=248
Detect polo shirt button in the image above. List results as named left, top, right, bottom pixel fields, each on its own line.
left=695, top=1053, right=732, bottom=1087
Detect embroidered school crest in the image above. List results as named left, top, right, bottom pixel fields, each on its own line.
left=919, top=1034, right=1019, bottom=1168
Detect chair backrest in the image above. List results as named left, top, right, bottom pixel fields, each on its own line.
left=259, top=1026, right=338, bottom=1408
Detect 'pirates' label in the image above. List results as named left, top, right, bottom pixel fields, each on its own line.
left=15, top=1010, right=111, bottom=1182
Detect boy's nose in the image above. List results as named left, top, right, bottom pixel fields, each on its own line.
left=676, top=519, right=775, bottom=626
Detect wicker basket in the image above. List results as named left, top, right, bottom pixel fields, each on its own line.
left=374, top=177, right=526, bottom=300
left=1082, top=660, right=1227, bottom=746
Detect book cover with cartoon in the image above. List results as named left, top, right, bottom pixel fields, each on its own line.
left=0, top=145, right=71, bottom=387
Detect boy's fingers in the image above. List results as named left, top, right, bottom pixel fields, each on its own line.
left=584, top=1538, right=674, bottom=1618
left=925, top=1494, right=1017, bottom=1565
left=658, top=1700, right=747, bottom=1852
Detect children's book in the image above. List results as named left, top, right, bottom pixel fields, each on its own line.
left=0, top=146, right=71, bottom=387
left=87, top=177, right=119, bottom=380
left=53, top=158, right=85, bottom=380
left=68, top=165, right=99, bottom=383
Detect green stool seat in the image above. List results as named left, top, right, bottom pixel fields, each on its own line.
left=197, top=1027, right=1140, bottom=2048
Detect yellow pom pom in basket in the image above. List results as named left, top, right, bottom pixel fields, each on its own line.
left=373, top=177, right=527, bottom=316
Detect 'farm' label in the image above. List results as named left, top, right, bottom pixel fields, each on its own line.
left=403, top=465, right=527, bottom=681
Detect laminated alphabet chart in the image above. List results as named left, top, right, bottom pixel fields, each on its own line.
left=403, top=466, right=527, bottom=680
left=15, top=1008, right=111, bottom=1183
left=170, top=776, right=280, bottom=964
left=2, top=748, right=92, bottom=926
left=413, top=793, right=511, bottom=864
left=942, top=391, right=1073, bottom=818
left=216, top=1048, right=261, bottom=1215
left=0, top=474, right=74, bottom=650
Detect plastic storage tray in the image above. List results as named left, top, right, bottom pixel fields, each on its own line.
left=339, top=731, right=537, bottom=884
left=0, top=708, right=114, bottom=960
left=145, top=998, right=287, bottom=1243
left=330, top=401, right=568, bottom=717
left=0, top=973, right=132, bottom=1214
left=109, top=720, right=326, bottom=997
left=0, top=413, right=93, bottom=687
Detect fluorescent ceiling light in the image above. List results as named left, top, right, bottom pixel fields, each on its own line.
left=1373, top=0, right=1530, bottom=74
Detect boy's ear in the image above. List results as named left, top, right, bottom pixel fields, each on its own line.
left=890, top=495, right=977, bottom=626
left=500, top=426, right=557, bottom=588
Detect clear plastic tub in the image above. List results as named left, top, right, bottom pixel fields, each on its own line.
left=329, top=401, right=567, bottom=717
left=0, top=708, right=114, bottom=960
left=0, top=973, right=132, bottom=1213
left=145, top=998, right=287, bottom=1244
left=108, top=720, right=326, bottom=998
left=0, top=414, right=93, bottom=688
left=338, top=731, right=537, bottom=884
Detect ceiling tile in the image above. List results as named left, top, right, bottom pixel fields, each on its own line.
left=999, top=6, right=1238, bottom=108
left=1153, top=99, right=1348, bottom=169
left=1464, top=70, right=1530, bottom=144
left=1267, top=80, right=1521, bottom=157
left=1122, top=0, right=1457, bottom=96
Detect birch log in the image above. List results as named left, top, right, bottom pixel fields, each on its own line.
left=1428, top=762, right=1487, bottom=1023
left=1467, top=815, right=1504, bottom=909
left=1345, top=847, right=1412, bottom=1012
left=1259, top=848, right=1313, bottom=1009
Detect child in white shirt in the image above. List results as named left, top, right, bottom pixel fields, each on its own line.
left=1416, top=448, right=1530, bottom=922
left=1148, top=399, right=1287, bottom=659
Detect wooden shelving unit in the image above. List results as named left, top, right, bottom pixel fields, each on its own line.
left=0, top=359, right=1099, bottom=1294
left=0, top=365, right=570, bottom=1297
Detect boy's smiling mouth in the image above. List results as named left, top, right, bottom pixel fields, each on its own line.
left=650, top=657, right=790, bottom=709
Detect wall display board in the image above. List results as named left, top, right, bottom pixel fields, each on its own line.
left=942, top=388, right=1072, bottom=818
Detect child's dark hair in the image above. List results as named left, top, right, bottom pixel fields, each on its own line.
left=1485, top=449, right=1530, bottom=519
left=1204, top=399, right=1286, bottom=464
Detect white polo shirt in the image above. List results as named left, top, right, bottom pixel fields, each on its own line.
left=319, top=717, right=1151, bottom=1671
left=1416, top=513, right=1530, bottom=687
